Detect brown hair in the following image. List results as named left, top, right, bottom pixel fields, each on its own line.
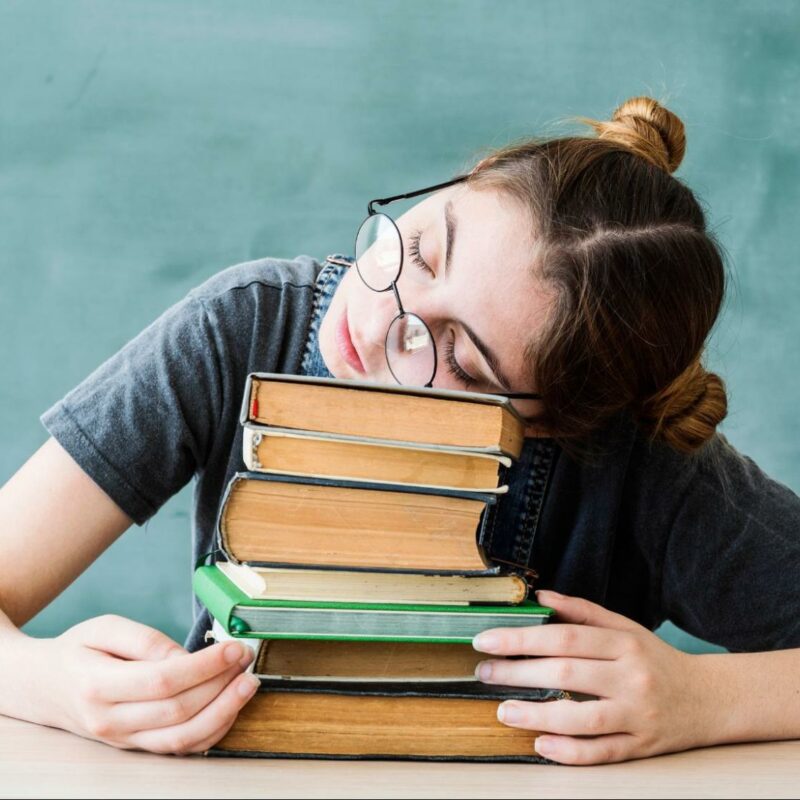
left=467, top=96, right=727, bottom=457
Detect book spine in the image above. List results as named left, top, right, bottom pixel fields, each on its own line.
left=193, top=565, right=244, bottom=636
left=214, top=473, right=239, bottom=568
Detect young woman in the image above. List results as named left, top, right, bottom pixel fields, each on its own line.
left=1, top=97, right=798, bottom=764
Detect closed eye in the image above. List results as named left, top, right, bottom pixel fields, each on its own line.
left=406, top=226, right=491, bottom=391
left=443, top=330, right=480, bottom=388
left=408, top=228, right=434, bottom=276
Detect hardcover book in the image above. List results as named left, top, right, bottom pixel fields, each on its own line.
left=208, top=618, right=502, bottom=683
left=215, top=560, right=528, bottom=605
left=207, top=680, right=567, bottom=762
left=216, top=471, right=501, bottom=575
left=251, top=637, right=488, bottom=683
left=240, top=373, right=526, bottom=458
left=194, top=564, right=553, bottom=643
left=242, top=424, right=512, bottom=493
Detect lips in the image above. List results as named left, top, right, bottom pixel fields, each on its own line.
left=335, top=307, right=366, bottom=374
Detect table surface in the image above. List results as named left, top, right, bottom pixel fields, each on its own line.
left=2, top=714, right=799, bottom=799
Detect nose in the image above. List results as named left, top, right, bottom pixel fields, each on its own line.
left=354, top=256, right=448, bottom=383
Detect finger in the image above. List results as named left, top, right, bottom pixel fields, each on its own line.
left=103, top=662, right=244, bottom=733
left=73, top=615, right=186, bottom=661
left=535, top=591, right=643, bottom=633
left=477, top=656, right=618, bottom=696
left=496, top=697, right=624, bottom=737
left=533, top=732, right=638, bottom=765
left=473, top=623, right=630, bottom=659
left=125, top=672, right=260, bottom=755
left=183, top=708, right=244, bottom=756
left=95, top=641, right=254, bottom=703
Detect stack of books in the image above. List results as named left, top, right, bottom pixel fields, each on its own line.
left=194, top=373, right=565, bottom=762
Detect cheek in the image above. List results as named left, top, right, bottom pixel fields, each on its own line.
left=338, top=271, right=367, bottom=314
left=319, top=274, right=361, bottom=357
left=328, top=272, right=359, bottom=316
left=318, top=289, right=342, bottom=360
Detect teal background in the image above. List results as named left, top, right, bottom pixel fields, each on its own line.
left=2, top=0, right=798, bottom=655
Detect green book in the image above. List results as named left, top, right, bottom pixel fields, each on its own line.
left=194, top=564, right=554, bottom=644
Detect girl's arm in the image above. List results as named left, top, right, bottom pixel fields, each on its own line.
left=0, top=437, right=132, bottom=628
left=474, top=431, right=800, bottom=764
left=0, top=437, right=259, bottom=753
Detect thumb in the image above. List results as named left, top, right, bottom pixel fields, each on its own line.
left=70, top=614, right=186, bottom=661
left=536, top=590, right=642, bottom=633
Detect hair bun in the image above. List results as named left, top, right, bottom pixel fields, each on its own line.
left=588, top=96, right=686, bottom=174
left=636, top=359, right=727, bottom=453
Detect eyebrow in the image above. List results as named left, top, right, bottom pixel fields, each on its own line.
left=444, top=199, right=457, bottom=279
left=443, top=200, right=514, bottom=394
left=461, top=322, right=514, bottom=393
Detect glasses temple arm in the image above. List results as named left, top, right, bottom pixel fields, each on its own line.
left=367, top=174, right=470, bottom=215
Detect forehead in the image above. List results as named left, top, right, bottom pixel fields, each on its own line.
left=449, top=188, right=552, bottom=387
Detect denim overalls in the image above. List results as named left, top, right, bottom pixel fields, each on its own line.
left=299, top=255, right=559, bottom=580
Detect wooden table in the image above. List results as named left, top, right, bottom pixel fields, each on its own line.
left=2, top=714, right=798, bottom=799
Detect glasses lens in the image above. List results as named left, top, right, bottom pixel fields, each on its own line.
left=386, top=312, right=436, bottom=386
left=355, top=214, right=401, bottom=291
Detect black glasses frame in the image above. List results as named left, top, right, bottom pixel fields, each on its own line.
left=355, top=174, right=541, bottom=401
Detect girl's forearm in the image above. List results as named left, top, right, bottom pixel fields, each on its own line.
left=0, top=608, right=51, bottom=726
left=695, top=648, right=800, bottom=744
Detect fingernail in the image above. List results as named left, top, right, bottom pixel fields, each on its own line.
left=473, top=632, right=500, bottom=652
left=498, top=702, right=523, bottom=724
left=534, top=736, right=554, bottom=756
left=224, top=643, right=245, bottom=663
left=536, top=589, right=564, bottom=600
left=239, top=647, right=254, bottom=668
left=238, top=674, right=260, bottom=698
left=475, top=661, right=493, bottom=681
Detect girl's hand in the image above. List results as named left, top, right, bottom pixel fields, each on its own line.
left=38, top=614, right=259, bottom=755
left=473, top=590, right=717, bottom=765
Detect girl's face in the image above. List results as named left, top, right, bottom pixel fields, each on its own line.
left=318, top=185, right=554, bottom=435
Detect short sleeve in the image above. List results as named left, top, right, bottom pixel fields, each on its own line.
left=639, top=433, right=800, bottom=652
left=40, top=293, right=224, bottom=526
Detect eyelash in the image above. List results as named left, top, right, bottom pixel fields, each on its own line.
left=442, top=332, right=478, bottom=389
left=407, top=228, right=478, bottom=389
left=407, top=228, right=434, bottom=276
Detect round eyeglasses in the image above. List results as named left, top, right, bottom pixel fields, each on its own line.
left=355, top=212, right=437, bottom=386
left=354, top=175, right=541, bottom=403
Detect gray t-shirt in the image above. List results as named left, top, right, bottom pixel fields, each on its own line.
left=41, top=255, right=800, bottom=653
left=41, top=255, right=324, bottom=650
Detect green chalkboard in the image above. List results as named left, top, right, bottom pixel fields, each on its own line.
left=2, top=0, right=797, bottom=656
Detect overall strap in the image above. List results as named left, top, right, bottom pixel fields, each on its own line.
left=483, top=437, right=559, bottom=581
